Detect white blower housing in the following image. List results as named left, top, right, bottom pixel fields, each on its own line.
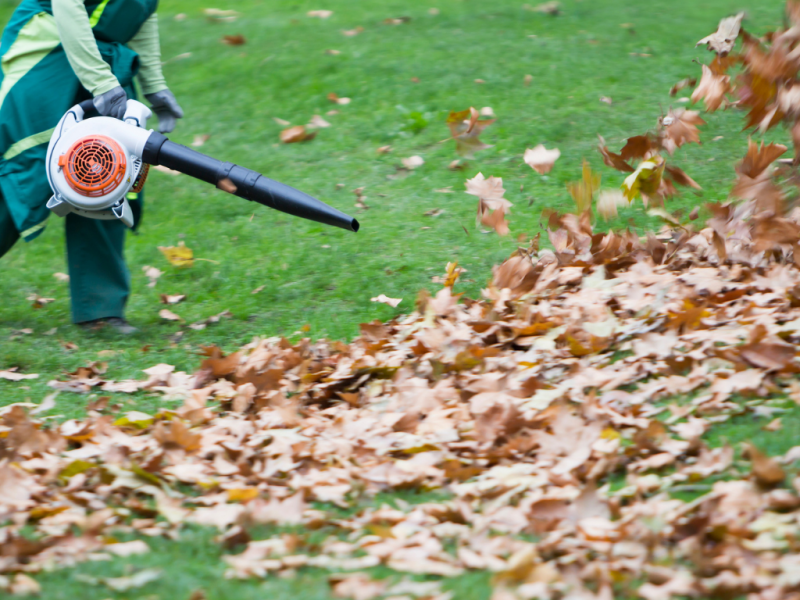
left=44, top=99, right=360, bottom=233
left=46, top=100, right=153, bottom=227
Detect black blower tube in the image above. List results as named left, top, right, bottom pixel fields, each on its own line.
left=141, top=131, right=359, bottom=232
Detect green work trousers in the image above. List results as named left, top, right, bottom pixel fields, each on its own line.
left=0, top=191, right=130, bottom=323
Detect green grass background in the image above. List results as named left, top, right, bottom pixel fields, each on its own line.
left=0, top=0, right=795, bottom=597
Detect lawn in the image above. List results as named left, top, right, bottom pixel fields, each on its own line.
left=0, top=0, right=793, bottom=598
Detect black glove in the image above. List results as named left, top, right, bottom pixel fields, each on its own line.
left=145, top=89, right=184, bottom=134
left=93, top=86, right=128, bottom=120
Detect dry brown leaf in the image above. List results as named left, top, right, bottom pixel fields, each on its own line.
left=597, top=136, right=634, bottom=172
left=142, top=265, right=162, bottom=288
left=745, top=443, right=785, bottom=486
left=370, top=294, right=402, bottom=308
left=327, top=92, right=351, bottom=105
left=308, top=115, right=331, bottom=129
left=160, top=294, right=187, bottom=305
left=661, top=108, right=705, bottom=154
left=529, top=1, right=561, bottom=15
left=696, top=12, right=745, bottom=55
left=401, top=155, right=424, bottom=169
left=280, top=126, right=316, bottom=143
left=524, top=144, right=561, bottom=174
left=738, top=139, right=788, bottom=178
left=330, top=573, right=387, bottom=600
left=154, top=165, right=180, bottom=176
left=596, top=189, right=627, bottom=219
left=203, top=8, right=239, bottom=22
left=480, top=205, right=510, bottom=236
left=691, top=64, right=731, bottom=111
left=567, top=160, right=601, bottom=212
left=446, top=107, right=494, bottom=158
left=0, top=370, right=39, bottom=382
left=159, top=309, right=183, bottom=322
left=218, top=178, right=237, bottom=194
left=221, top=34, right=246, bottom=46
left=465, top=172, right=507, bottom=206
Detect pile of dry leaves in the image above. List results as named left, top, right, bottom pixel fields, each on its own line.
left=6, top=5, right=800, bottom=600
left=4, top=182, right=800, bottom=599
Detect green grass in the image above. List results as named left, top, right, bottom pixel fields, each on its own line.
left=0, top=0, right=792, bottom=597
left=31, top=524, right=491, bottom=600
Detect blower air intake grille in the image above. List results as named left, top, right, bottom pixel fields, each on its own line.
left=58, top=135, right=126, bottom=197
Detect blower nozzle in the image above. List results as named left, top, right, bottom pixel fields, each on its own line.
left=142, top=132, right=359, bottom=233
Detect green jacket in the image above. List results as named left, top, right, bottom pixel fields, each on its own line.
left=0, top=0, right=159, bottom=241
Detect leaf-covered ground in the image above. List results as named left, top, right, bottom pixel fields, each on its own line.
left=3, top=0, right=800, bottom=598
left=6, top=198, right=800, bottom=600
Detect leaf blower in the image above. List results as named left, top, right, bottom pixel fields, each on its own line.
left=45, top=99, right=359, bottom=232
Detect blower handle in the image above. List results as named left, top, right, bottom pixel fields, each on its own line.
left=142, top=132, right=359, bottom=233
left=78, top=99, right=96, bottom=115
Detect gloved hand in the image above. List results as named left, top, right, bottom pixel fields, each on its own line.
left=93, top=86, right=128, bottom=120
left=145, top=89, right=184, bottom=134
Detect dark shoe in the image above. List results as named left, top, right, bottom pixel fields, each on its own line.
left=78, top=317, right=138, bottom=334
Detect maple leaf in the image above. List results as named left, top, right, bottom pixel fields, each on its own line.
left=480, top=204, right=510, bottom=236
left=743, top=39, right=798, bottom=84
left=622, top=155, right=665, bottom=203
left=696, top=12, right=744, bottom=55
left=446, top=107, right=495, bottom=158
left=566, top=160, right=601, bottom=213
left=465, top=173, right=511, bottom=211
left=660, top=108, right=705, bottom=154
left=524, top=144, right=561, bottom=174
left=735, top=71, right=780, bottom=130
left=158, top=242, right=194, bottom=268
left=691, top=64, right=731, bottom=111
left=620, top=134, right=656, bottom=161
left=597, top=136, right=634, bottom=172
left=153, top=419, right=201, bottom=453
left=738, top=139, right=788, bottom=178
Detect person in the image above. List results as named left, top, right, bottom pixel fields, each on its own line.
left=0, top=0, right=183, bottom=333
